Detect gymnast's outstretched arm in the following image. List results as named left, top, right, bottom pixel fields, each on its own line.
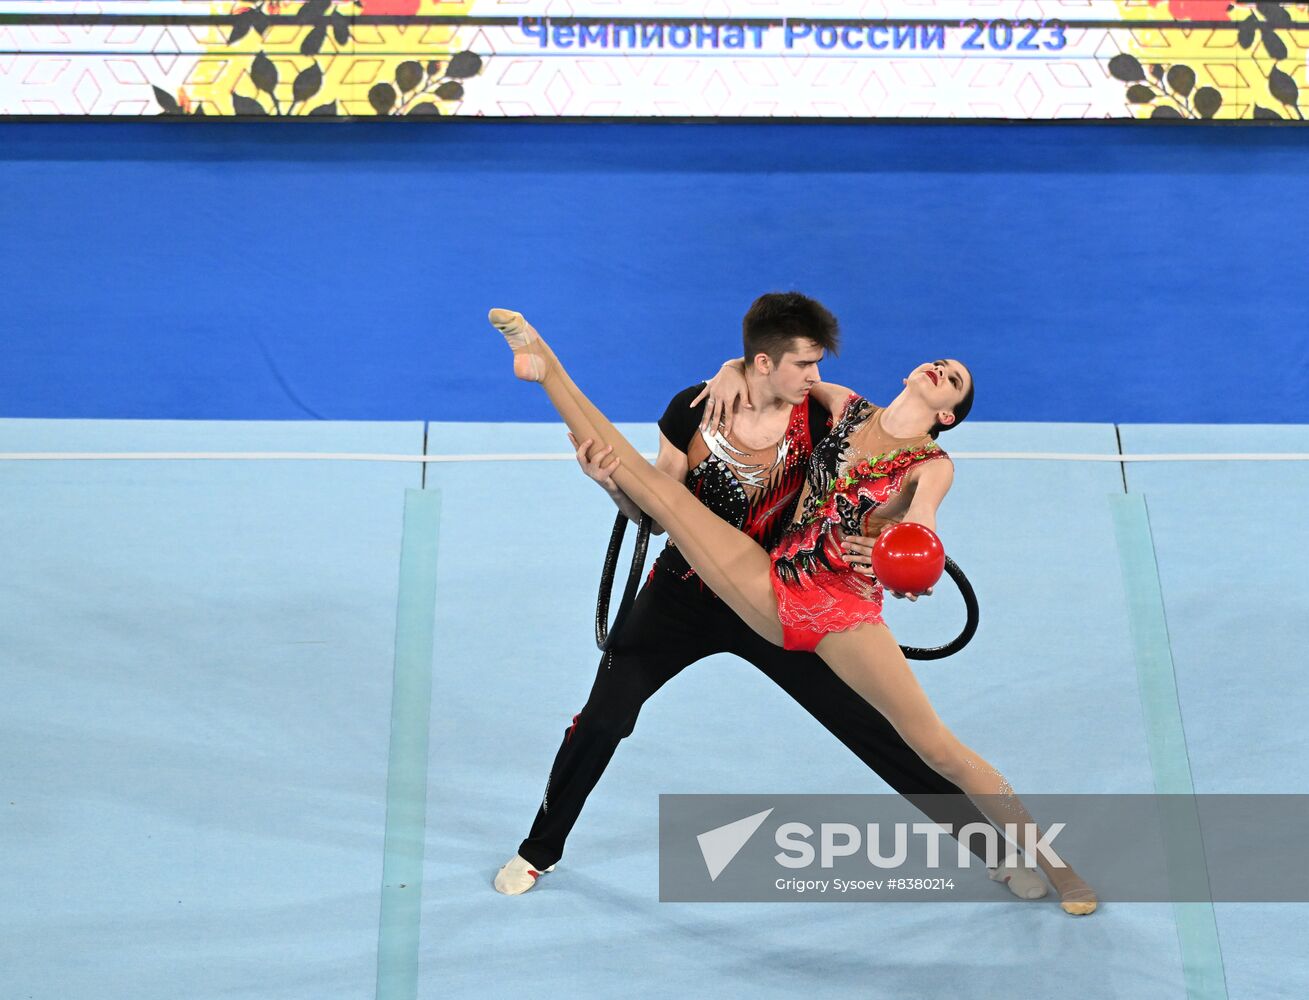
left=568, top=429, right=688, bottom=537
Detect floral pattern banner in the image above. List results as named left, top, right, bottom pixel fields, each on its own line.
left=0, top=1, right=1306, bottom=119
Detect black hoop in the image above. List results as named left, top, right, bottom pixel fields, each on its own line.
left=595, top=510, right=653, bottom=651
left=898, top=556, right=980, bottom=661
left=595, top=511, right=978, bottom=660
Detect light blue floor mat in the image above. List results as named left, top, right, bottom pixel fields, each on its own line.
left=423, top=419, right=1179, bottom=1000
left=1, top=420, right=423, bottom=1000
left=1120, top=424, right=1309, bottom=1000
left=4, top=418, right=1305, bottom=1000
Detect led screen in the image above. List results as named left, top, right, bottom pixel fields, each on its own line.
left=1, top=2, right=1305, bottom=120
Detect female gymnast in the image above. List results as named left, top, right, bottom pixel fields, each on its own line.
left=487, top=308, right=1096, bottom=915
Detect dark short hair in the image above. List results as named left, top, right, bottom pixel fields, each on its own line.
left=929, top=366, right=975, bottom=440
left=742, top=292, right=840, bottom=368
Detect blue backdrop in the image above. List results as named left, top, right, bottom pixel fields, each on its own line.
left=2, top=122, right=1306, bottom=423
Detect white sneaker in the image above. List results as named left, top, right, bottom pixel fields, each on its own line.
left=989, top=862, right=1049, bottom=900
left=494, top=854, right=557, bottom=896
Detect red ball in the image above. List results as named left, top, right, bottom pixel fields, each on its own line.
left=870, top=523, right=945, bottom=595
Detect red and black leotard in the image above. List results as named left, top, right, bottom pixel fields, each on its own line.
left=655, top=383, right=831, bottom=595
left=769, top=394, right=950, bottom=652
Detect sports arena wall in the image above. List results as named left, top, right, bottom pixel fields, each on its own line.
left=2, top=121, right=1307, bottom=423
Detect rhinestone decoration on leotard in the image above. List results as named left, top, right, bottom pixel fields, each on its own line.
left=657, top=398, right=820, bottom=593
left=775, top=395, right=948, bottom=583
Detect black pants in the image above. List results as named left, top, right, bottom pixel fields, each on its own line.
left=519, top=567, right=994, bottom=870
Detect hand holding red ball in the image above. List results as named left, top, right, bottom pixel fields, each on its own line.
left=870, top=522, right=945, bottom=597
